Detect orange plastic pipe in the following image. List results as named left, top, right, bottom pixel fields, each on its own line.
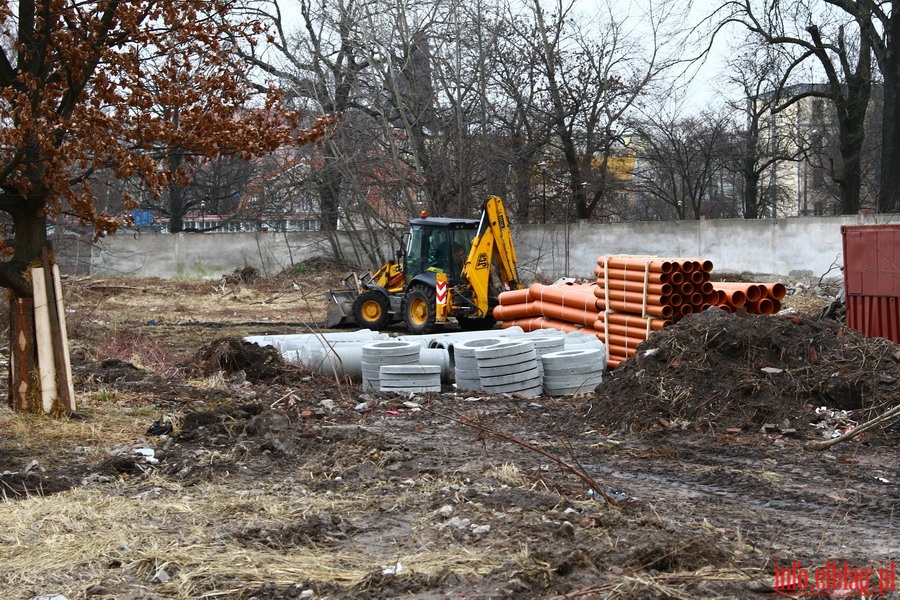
left=699, top=259, right=714, bottom=273
left=593, top=266, right=670, bottom=284
left=717, top=288, right=746, bottom=307
left=719, top=283, right=757, bottom=297
left=597, top=255, right=674, bottom=273
left=764, top=282, right=787, bottom=300
left=594, top=287, right=668, bottom=306
left=743, top=300, right=761, bottom=314
left=604, top=332, right=645, bottom=349
left=530, top=282, right=599, bottom=311
left=669, top=272, right=684, bottom=285
left=598, top=312, right=669, bottom=330
left=604, top=279, right=673, bottom=296
left=594, top=321, right=650, bottom=339
left=675, top=260, right=695, bottom=273
left=689, top=270, right=707, bottom=284
left=679, top=282, right=694, bottom=295
left=687, top=292, right=703, bottom=307
left=714, top=283, right=762, bottom=303
left=744, top=298, right=775, bottom=315
left=606, top=343, right=637, bottom=358
left=500, top=317, right=544, bottom=332
left=493, top=303, right=540, bottom=321
left=594, top=321, right=652, bottom=340
left=595, top=297, right=674, bottom=318
left=498, top=288, right=531, bottom=305
left=715, top=304, right=734, bottom=313
left=530, top=300, right=598, bottom=327
left=700, top=281, right=714, bottom=295
left=503, top=316, right=603, bottom=337
left=755, top=298, right=775, bottom=314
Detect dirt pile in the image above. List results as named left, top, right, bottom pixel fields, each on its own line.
left=193, top=337, right=313, bottom=384
left=591, top=308, right=900, bottom=434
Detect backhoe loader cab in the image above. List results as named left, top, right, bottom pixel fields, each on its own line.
left=405, top=218, right=479, bottom=284
left=325, top=196, right=522, bottom=334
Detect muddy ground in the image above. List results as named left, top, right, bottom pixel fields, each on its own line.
left=0, top=267, right=897, bottom=599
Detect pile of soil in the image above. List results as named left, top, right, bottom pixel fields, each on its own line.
left=192, top=337, right=312, bottom=384
left=591, top=308, right=900, bottom=434
left=223, top=265, right=264, bottom=285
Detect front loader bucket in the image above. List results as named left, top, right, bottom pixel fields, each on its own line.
left=325, top=289, right=358, bottom=328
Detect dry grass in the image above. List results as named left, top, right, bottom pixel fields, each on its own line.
left=549, top=567, right=762, bottom=600
left=0, top=479, right=502, bottom=599
left=0, top=400, right=150, bottom=462
left=484, top=462, right=527, bottom=486
left=66, top=276, right=327, bottom=329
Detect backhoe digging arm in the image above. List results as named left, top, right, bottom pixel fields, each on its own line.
left=460, top=196, right=522, bottom=318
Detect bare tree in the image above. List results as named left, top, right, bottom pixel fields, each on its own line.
left=723, top=44, right=807, bottom=218
left=725, top=0, right=874, bottom=214
left=352, top=0, right=503, bottom=218
left=632, top=108, right=734, bottom=220
left=496, top=0, right=680, bottom=221
left=484, top=11, right=553, bottom=222
left=820, top=0, right=900, bottom=213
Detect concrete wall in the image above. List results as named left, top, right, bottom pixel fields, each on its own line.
left=76, top=214, right=900, bottom=282
left=514, top=214, right=898, bottom=283
left=89, top=231, right=342, bottom=278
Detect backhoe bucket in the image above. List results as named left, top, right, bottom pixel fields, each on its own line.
left=325, top=289, right=358, bottom=328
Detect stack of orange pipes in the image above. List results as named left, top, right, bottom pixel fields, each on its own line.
left=493, top=281, right=603, bottom=335
left=592, top=255, right=714, bottom=366
left=592, top=312, right=669, bottom=368
left=711, top=282, right=786, bottom=314
left=493, top=255, right=787, bottom=370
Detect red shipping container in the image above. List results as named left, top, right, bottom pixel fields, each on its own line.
left=841, top=225, right=900, bottom=342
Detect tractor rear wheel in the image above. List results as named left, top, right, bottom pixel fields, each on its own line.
left=403, top=284, right=436, bottom=335
left=352, top=290, right=391, bottom=330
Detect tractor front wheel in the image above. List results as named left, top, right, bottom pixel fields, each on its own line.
left=403, top=284, right=436, bottom=335
left=352, top=290, right=392, bottom=330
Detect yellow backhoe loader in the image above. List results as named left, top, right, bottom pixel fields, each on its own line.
left=326, top=196, right=522, bottom=334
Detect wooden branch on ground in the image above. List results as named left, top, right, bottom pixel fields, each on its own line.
left=86, top=284, right=141, bottom=291
left=806, top=404, right=900, bottom=451
left=424, top=407, right=620, bottom=507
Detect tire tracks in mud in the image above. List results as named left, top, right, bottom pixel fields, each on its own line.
left=586, top=438, right=899, bottom=565
left=362, top=402, right=898, bottom=571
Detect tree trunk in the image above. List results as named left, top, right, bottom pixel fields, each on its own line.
left=8, top=296, right=36, bottom=412
left=839, top=33, right=871, bottom=215
left=318, top=170, right=342, bottom=232
left=878, top=61, right=900, bottom=213
left=513, top=163, right=533, bottom=222
left=168, top=179, right=186, bottom=233
left=2, top=208, right=47, bottom=412
left=743, top=165, right=759, bottom=219
left=839, top=124, right=864, bottom=214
